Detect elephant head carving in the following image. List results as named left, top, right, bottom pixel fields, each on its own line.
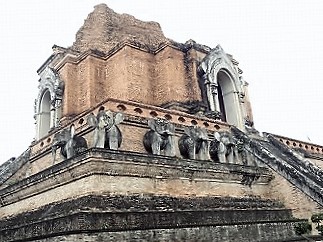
left=210, top=131, right=237, bottom=163
left=52, top=124, right=88, bottom=161
left=143, top=118, right=175, bottom=156
left=178, top=126, right=209, bottom=160
left=87, top=110, right=124, bottom=150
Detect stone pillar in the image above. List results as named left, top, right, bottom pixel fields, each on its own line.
left=210, top=82, right=220, bottom=113
left=54, top=100, right=62, bottom=127
left=204, top=74, right=220, bottom=112
left=50, top=99, right=56, bottom=129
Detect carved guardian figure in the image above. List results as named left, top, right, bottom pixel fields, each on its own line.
left=52, top=124, right=88, bottom=161
left=178, top=126, right=209, bottom=160
left=87, top=110, right=124, bottom=150
left=210, top=131, right=238, bottom=163
left=143, top=118, right=175, bottom=156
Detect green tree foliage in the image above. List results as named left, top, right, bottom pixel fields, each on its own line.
left=311, top=213, right=323, bottom=235
left=294, top=221, right=312, bottom=235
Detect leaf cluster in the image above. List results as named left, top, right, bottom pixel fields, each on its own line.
left=294, top=221, right=312, bottom=235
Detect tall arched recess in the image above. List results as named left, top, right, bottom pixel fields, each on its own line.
left=34, top=67, right=65, bottom=140
left=198, top=45, right=251, bottom=130
left=38, top=90, right=51, bottom=138
left=217, top=69, right=242, bottom=126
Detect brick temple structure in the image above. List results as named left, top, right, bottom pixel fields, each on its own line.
left=1, top=4, right=323, bottom=241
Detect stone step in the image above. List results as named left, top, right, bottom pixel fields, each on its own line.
left=0, top=194, right=301, bottom=242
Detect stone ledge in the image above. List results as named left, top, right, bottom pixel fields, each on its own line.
left=29, top=230, right=323, bottom=242
left=0, top=194, right=297, bottom=242
left=0, top=149, right=273, bottom=207
left=2, top=194, right=286, bottom=223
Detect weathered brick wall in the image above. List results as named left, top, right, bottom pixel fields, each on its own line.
left=153, top=47, right=199, bottom=105
left=125, top=46, right=155, bottom=105
left=266, top=171, right=323, bottom=219
left=0, top=149, right=272, bottom=219
left=19, top=224, right=299, bottom=242
left=59, top=45, right=202, bottom=119
left=1, top=194, right=304, bottom=242
left=60, top=60, right=91, bottom=117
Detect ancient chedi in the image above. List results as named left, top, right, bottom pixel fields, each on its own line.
left=1, top=4, right=323, bottom=242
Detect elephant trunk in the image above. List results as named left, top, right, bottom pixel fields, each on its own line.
left=51, top=143, right=59, bottom=163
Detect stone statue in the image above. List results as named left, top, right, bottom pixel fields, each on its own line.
left=235, top=137, right=248, bottom=165
left=210, top=131, right=238, bottom=163
left=87, top=110, right=124, bottom=150
left=178, top=126, right=209, bottom=160
left=143, top=118, right=175, bottom=156
left=52, top=124, right=88, bottom=161
left=209, top=132, right=226, bottom=163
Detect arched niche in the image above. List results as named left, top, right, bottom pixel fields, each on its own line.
left=216, top=69, right=242, bottom=127
left=199, top=45, right=246, bottom=129
left=34, top=67, right=65, bottom=140
left=38, top=90, right=51, bottom=138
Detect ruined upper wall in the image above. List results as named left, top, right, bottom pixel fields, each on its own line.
left=71, top=4, right=169, bottom=53
left=34, top=3, right=254, bottom=141
left=53, top=4, right=207, bottom=119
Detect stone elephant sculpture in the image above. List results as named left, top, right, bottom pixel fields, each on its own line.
left=209, top=131, right=237, bottom=163
left=52, top=124, right=88, bottom=161
left=143, top=118, right=175, bottom=156
left=178, top=126, right=209, bottom=160
left=87, top=110, right=124, bottom=150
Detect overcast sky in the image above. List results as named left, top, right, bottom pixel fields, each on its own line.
left=0, top=0, right=323, bottom=163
